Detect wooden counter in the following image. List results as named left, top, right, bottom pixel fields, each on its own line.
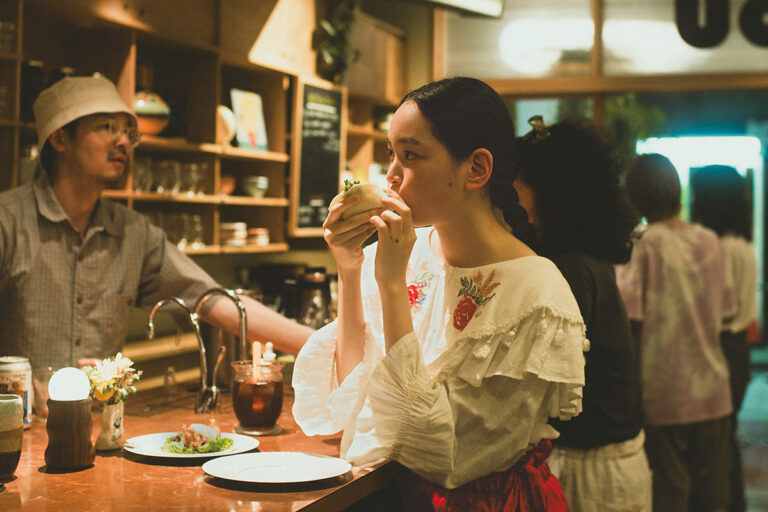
left=0, top=388, right=402, bottom=511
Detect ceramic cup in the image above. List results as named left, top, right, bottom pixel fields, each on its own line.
left=0, top=394, right=24, bottom=479
left=243, top=175, right=269, bottom=199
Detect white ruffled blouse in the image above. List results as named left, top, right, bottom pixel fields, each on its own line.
left=293, top=227, right=588, bottom=489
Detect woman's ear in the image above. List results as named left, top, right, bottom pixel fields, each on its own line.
left=465, top=148, right=493, bottom=190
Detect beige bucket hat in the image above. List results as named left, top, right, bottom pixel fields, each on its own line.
left=32, top=75, right=137, bottom=151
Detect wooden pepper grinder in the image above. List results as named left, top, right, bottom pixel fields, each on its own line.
left=45, top=397, right=95, bottom=470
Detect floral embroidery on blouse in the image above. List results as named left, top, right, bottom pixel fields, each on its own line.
left=407, top=263, right=434, bottom=310
left=453, top=269, right=501, bottom=331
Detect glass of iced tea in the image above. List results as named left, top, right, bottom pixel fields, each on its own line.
left=231, top=360, right=284, bottom=436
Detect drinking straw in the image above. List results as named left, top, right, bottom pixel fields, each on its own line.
left=252, top=341, right=262, bottom=375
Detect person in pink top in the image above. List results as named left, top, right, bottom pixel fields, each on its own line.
left=616, top=153, right=736, bottom=512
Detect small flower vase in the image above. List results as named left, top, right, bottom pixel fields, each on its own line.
left=95, top=401, right=124, bottom=451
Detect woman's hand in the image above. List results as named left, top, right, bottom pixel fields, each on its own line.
left=370, top=189, right=416, bottom=351
left=370, top=189, right=416, bottom=288
left=323, top=194, right=379, bottom=271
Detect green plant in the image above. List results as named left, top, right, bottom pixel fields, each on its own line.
left=313, top=0, right=360, bottom=84
left=605, top=93, right=666, bottom=166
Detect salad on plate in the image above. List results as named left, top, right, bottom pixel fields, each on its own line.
left=162, top=423, right=234, bottom=454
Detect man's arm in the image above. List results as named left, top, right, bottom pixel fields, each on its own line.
left=200, top=296, right=315, bottom=355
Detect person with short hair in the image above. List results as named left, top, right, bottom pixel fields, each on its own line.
left=617, top=153, right=736, bottom=512
left=690, top=164, right=757, bottom=512
left=293, top=77, right=588, bottom=510
left=512, top=118, right=651, bottom=511
left=0, top=75, right=312, bottom=369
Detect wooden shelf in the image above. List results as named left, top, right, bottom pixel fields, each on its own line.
left=101, top=190, right=290, bottom=207
left=137, top=136, right=221, bottom=154
left=347, top=124, right=388, bottom=141
left=220, top=52, right=287, bottom=75
left=101, top=190, right=132, bottom=200
left=123, top=332, right=199, bottom=363
left=134, top=367, right=200, bottom=392
left=137, top=136, right=290, bottom=163
left=220, top=195, right=289, bottom=207
left=220, top=145, right=289, bottom=163
left=183, top=246, right=220, bottom=255
left=220, top=242, right=289, bottom=254
left=0, top=51, right=21, bottom=61
left=131, top=192, right=221, bottom=204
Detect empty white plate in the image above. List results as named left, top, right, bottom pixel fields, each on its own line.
left=202, top=452, right=352, bottom=483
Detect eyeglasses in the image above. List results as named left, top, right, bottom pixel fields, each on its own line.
left=105, top=118, right=141, bottom=147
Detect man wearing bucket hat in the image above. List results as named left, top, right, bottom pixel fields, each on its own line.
left=0, top=75, right=312, bottom=369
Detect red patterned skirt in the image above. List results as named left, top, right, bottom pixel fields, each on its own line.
left=400, top=439, right=570, bottom=512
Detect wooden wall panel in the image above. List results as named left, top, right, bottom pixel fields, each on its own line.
left=346, top=11, right=406, bottom=104
left=40, top=0, right=217, bottom=48
left=219, top=0, right=316, bottom=77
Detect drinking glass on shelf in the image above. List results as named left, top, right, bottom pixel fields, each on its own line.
left=162, top=213, right=182, bottom=246
left=0, top=21, right=17, bottom=53
left=189, top=214, right=205, bottom=249
left=154, top=160, right=181, bottom=194
left=132, top=155, right=153, bottom=193
left=169, top=213, right=191, bottom=250
left=180, top=162, right=202, bottom=197
left=196, top=163, right=209, bottom=196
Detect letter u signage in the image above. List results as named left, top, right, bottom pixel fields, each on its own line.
left=676, top=0, right=768, bottom=47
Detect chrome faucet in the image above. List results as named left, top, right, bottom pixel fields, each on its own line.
left=194, top=288, right=249, bottom=361
left=147, top=297, right=220, bottom=413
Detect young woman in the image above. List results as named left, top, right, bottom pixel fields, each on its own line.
left=616, top=154, right=735, bottom=512
left=292, top=77, right=588, bottom=510
left=512, top=118, right=651, bottom=511
left=691, top=164, right=757, bottom=512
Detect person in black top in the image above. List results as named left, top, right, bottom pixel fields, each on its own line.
left=511, top=117, right=651, bottom=511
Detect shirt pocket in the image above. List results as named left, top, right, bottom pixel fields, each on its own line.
left=95, top=293, right=136, bottom=352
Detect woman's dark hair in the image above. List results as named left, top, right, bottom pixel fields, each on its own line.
left=513, top=118, right=639, bottom=263
left=40, top=119, right=79, bottom=173
left=690, top=164, right=752, bottom=240
left=401, top=76, right=536, bottom=247
left=625, top=153, right=681, bottom=223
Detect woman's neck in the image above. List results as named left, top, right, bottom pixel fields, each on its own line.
left=431, top=207, right=535, bottom=268
left=657, top=216, right=687, bottom=228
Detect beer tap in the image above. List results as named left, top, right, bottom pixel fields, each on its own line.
left=146, top=297, right=219, bottom=413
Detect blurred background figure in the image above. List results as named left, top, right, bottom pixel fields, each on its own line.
left=513, top=117, right=651, bottom=512
left=691, top=164, right=757, bottom=512
left=617, top=153, right=735, bottom=512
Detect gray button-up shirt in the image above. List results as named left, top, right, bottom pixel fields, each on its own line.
left=0, top=174, right=219, bottom=369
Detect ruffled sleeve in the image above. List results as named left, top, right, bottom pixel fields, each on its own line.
left=446, top=305, right=588, bottom=421
left=344, top=305, right=588, bottom=489
left=292, top=320, right=383, bottom=435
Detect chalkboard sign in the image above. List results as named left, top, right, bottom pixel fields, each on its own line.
left=289, top=81, right=346, bottom=236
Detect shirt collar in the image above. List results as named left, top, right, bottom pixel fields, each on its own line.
left=33, top=173, right=124, bottom=238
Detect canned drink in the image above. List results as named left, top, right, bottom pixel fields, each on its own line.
left=0, top=357, right=33, bottom=428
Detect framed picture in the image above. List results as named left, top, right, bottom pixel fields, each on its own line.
left=230, top=88, right=268, bottom=151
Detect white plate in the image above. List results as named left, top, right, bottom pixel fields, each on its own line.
left=123, top=432, right=259, bottom=459
left=202, top=452, right=352, bottom=483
